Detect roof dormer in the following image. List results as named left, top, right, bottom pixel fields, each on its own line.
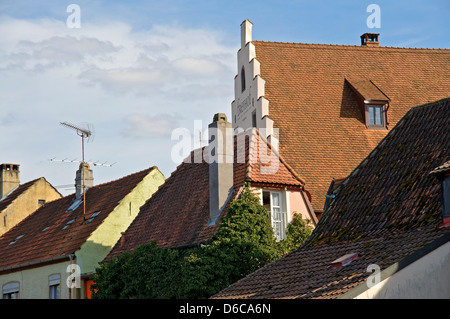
left=346, top=78, right=390, bottom=129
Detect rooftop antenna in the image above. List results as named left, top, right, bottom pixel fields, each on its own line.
left=59, top=121, right=92, bottom=222
left=60, top=121, right=92, bottom=164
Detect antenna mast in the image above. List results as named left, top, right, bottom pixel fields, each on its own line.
left=59, top=121, right=92, bottom=222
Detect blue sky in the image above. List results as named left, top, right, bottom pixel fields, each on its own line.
left=0, top=0, right=448, bottom=195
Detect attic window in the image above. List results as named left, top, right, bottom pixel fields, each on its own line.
left=367, top=105, right=384, bottom=127
left=345, top=78, right=390, bottom=130
left=241, top=66, right=246, bottom=92
left=66, top=198, right=83, bottom=213
left=9, top=234, right=24, bottom=245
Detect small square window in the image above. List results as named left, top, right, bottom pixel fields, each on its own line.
left=38, top=199, right=46, bottom=206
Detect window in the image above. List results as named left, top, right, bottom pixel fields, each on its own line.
left=252, top=111, right=257, bottom=127
left=3, top=282, right=19, bottom=299
left=38, top=199, right=46, bottom=206
left=367, top=105, right=384, bottom=127
left=9, top=234, right=24, bottom=245
left=49, top=274, right=60, bottom=299
left=62, top=218, right=76, bottom=230
left=85, top=211, right=101, bottom=224
left=241, top=66, right=246, bottom=92
left=262, top=190, right=288, bottom=241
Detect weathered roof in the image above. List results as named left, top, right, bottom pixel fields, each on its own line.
left=252, top=40, right=450, bottom=210
left=213, top=97, right=450, bottom=299
left=0, top=167, right=157, bottom=272
left=106, top=128, right=306, bottom=260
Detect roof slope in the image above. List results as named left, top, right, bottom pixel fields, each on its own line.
left=252, top=40, right=450, bottom=210
left=0, top=167, right=156, bottom=272
left=213, top=97, right=450, bottom=299
left=106, top=129, right=306, bottom=260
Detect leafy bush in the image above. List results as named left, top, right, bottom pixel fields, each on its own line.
left=92, top=185, right=313, bottom=299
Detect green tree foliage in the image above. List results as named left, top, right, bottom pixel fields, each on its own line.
left=92, top=185, right=313, bottom=299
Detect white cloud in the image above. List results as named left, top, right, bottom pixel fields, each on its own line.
left=0, top=15, right=236, bottom=195
left=121, top=113, right=181, bottom=138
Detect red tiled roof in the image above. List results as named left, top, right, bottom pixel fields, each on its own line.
left=252, top=40, right=450, bottom=210
left=0, top=167, right=157, bottom=272
left=106, top=128, right=306, bottom=260
left=233, top=128, right=305, bottom=189
left=213, top=97, right=450, bottom=299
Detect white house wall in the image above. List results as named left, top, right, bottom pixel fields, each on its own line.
left=354, top=240, right=450, bottom=299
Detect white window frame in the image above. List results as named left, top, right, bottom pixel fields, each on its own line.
left=3, top=282, right=19, bottom=299
left=261, top=189, right=288, bottom=241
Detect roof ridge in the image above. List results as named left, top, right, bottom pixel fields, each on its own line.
left=251, top=40, right=450, bottom=51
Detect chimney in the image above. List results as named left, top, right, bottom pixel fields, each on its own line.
left=0, top=163, right=20, bottom=199
left=361, top=33, right=380, bottom=47
left=208, top=113, right=234, bottom=225
left=75, top=162, right=93, bottom=199
left=241, top=19, right=253, bottom=48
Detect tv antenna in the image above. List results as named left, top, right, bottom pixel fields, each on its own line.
left=60, top=121, right=92, bottom=164
left=54, top=121, right=114, bottom=222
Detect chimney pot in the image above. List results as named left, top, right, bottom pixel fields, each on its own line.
left=0, top=163, right=20, bottom=199
left=361, top=33, right=380, bottom=47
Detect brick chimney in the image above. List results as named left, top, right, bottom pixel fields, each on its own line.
left=361, top=33, right=380, bottom=47
left=208, top=113, right=234, bottom=225
left=75, top=162, right=93, bottom=199
left=0, top=163, right=20, bottom=199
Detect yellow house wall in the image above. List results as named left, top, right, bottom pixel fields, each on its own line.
left=75, top=168, right=165, bottom=276
left=0, top=259, right=73, bottom=299
left=0, top=168, right=165, bottom=299
left=0, top=178, right=61, bottom=236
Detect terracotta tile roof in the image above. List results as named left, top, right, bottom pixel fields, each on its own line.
left=233, top=128, right=305, bottom=189
left=213, top=97, right=450, bottom=299
left=106, top=129, right=306, bottom=260
left=252, top=40, right=450, bottom=210
left=0, top=167, right=157, bottom=272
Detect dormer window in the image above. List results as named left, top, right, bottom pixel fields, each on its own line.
left=367, top=104, right=384, bottom=127
left=346, top=78, right=390, bottom=130
left=241, top=66, right=246, bottom=92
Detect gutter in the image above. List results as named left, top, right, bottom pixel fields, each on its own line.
left=0, top=254, right=74, bottom=275
left=339, top=232, right=450, bottom=299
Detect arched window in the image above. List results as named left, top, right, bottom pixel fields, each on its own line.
left=241, top=66, right=246, bottom=92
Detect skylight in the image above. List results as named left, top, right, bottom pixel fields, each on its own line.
left=9, top=234, right=24, bottom=245
left=85, top=211, right=101, bottom=224
left=66, top=199, right=83, bottom=213
left=62, top=218, right=76, bottom=230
